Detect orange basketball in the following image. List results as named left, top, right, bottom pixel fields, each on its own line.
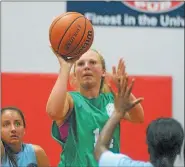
left=49, top=12, right=94, bottom=60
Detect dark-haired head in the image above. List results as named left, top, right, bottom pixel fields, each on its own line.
left=1, top=106, right=26, bottom=128
left=1, top=106, right=26, bottom=167
left=146, top=117, right=184, bottom=167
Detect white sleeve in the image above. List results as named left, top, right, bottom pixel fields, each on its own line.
left=99, top=151, right=153, bottom=167
left=99, top=151, right=127, bottom=167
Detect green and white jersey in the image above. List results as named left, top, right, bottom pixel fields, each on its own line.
left=52, top=92, right=120, bottom=167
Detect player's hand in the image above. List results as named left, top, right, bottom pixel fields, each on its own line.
left=113, top=74, right=143, bottom=117
left=111, top=58, right=126, bottom=88
left=50, top=46, right=80, bottom=67
left=104, top=58, right=126, bottom=92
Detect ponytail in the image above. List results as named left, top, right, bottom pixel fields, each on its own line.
left=2, top=141, right=18, bottom=167
left=100, top=76, right=110, bottom=93
left=100, top=73, right=118, bottom=94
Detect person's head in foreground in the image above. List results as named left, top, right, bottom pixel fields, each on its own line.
left=146, top=117, right=184, bottom=167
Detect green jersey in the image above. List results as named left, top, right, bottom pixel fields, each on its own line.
left=52, top=92, right=120, bottom=167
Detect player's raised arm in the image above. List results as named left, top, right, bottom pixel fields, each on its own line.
left=47, top=12, right=94, bottom=122
left=46, top=51, right=77, bottom=121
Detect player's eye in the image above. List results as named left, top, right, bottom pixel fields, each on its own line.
left=90, top=60, right=96, bottom=65
left=15, top=121, right=21, bottom=127
left=2, top=122, right=10, bottom=127
left=77, top=61, right=84, bottom=66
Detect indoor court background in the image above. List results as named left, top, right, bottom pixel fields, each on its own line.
left=1, top=1, right=184, bottom=166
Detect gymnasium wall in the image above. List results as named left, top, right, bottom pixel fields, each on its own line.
left=1, top=2, right=184, bottom=166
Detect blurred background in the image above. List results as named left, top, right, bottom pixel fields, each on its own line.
left=1, top=1, right=184, bottom=166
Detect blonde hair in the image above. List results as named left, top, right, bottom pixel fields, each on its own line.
left=91, top=49, right=110, bottom=93
left=71, top=48, right=110, bottom=93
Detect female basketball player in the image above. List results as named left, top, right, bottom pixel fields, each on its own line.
left=46, top=49, right=144, bottom=167
left=1, top=106, right=50, bottom=167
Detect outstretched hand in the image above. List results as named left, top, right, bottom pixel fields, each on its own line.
left=113, top=74, right=143, bottom=117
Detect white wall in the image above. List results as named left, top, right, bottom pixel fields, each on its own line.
left=2, top=2, right=184, bottom=164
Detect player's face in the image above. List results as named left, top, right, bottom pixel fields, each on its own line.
left=1, top=110, right=25, bottom=145
left=75, top=50, right=105, bottom=89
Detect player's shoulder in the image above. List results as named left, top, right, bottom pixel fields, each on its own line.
left=100, top=92, right=114, bottom=99
left=99, top=151, right=153, bottom=167
left=68, top=91, right=82, bottom=101
left=32, top=144, right=47, bottom=156
left=68, top=91, right=114, bottom=101
left=68, top=91, right=80, bottom=97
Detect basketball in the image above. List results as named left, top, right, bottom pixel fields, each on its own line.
left=49, top=12, right=94, bottom=60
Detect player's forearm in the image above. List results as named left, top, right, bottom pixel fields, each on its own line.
left=46, top=67, right=71, bottom=119
left=94, top=112, right=121, bottom=161
left=127, top=93, right=144, bottom=123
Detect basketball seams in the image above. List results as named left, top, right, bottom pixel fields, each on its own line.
left=49, top=12, right=82, bottom=46
left=65, top=17, right=87, bottom=57
left=49, top=13, right=76, bottom=43
left=72, top=18, right=94, bottom=57
left=57, top=16, right=84, bottom=54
